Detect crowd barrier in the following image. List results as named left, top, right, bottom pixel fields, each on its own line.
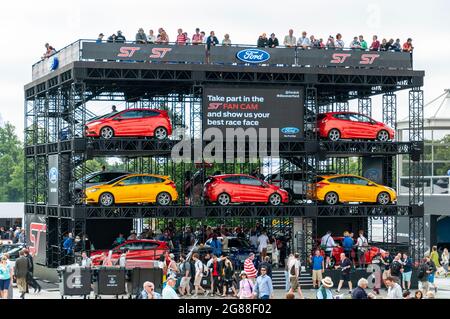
left=58, top=266, right=163, bottom=299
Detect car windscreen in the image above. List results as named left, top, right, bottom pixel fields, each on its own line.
left=106, top=175, right=126, bottom=185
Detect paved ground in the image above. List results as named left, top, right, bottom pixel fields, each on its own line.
left=6, top=276, right=450, bottom=299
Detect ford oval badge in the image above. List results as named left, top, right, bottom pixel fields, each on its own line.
left=281, top=127, right=300, bottom=134
left=236, top=49, right=270, bottom=64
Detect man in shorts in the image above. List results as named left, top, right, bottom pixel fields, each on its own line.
left=288, top=253, right=303, bottom=298
left=311, top=249, right=325, bottom=289
left=178, top=255, right=191, bottom=296
left=192, top=253, right=208, bottom=298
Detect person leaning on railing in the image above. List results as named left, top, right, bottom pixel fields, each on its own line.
left=135, top=28, right=148, bottom=44
left=268, top=33, right=279, bottom=48
left=41, top=43, right=56, bottom=60
left=222, top=34, right=231, bottom=46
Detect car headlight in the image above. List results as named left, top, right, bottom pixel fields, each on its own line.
left=89, top=188, right=99, bottom=193
left=87, top=121, right=101, bottom=126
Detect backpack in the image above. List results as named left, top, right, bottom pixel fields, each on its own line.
left=290, top=262, right=297, bottom=276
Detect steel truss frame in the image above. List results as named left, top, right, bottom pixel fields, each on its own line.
left=24, top=61, right=425, bottom=267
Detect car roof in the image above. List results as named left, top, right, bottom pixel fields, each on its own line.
left=319, top=111, right=360, bottom=115
left=120, top=173, right=170, bottom=179
left=123, top=239, right=166, bottom=244
left=214, top=174, right=254, bottom=178
left=319, top=174, right=365, bottom=179
left=120, top=108, right=163, bottom=112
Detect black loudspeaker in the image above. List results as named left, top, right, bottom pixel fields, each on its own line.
left=411, top=142, right=423, bottom=162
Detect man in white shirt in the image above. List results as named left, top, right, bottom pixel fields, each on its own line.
left=80, top=251, right=92, bottom=267
left=321, top=231, right=336, bottom=268
left=356, top=230, right=368, bottom=269
left=162, top=276, right=179, bottom=299
left=257, top=231, right=269, bottom=260
left=385, top=277, right=403, bottom=299
left=192, top=253, right=208, bottom=297
left=283, top=29, right=296, bottom=47
left=287, top=253, right=303, bottom=298
left=297, top=31, right=311, bottom=49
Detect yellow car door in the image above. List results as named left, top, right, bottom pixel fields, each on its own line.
left=141, top=175, right=164, bottom=203
left=114, top=176, right=142, bottom=203
left=328, top=176, right=353, bottom=202
left=350, top=176, right=376, bottom=202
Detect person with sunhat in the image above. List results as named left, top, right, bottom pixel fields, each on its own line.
left=162, top=275, right=179, bottom=299
left=316, top=277, right=334, bottom=299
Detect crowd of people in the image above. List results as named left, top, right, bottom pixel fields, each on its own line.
left=42, top=28, right=414, bottom=61
left=0, top=226, right=26, bottom=243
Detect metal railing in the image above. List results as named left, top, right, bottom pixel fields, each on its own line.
left=32, top=39, right=414, bottom=81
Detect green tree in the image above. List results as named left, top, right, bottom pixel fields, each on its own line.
left=0, top=123, right=24, bottom=201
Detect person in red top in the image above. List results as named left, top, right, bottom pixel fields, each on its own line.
left=209, top=255, right=223, bottom=296
left=403, top=38, right=414, bottom=52
left=370, top=35, right=380, bottom=51
left=244, top=253, right=258, bottom=283
left=176, top=28, right=187, bottom=45
left=192, top=28, right=203, bottom=45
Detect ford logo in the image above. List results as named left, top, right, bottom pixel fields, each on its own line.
left=236, top=49, right=270, bottom=64
left=49, top=167, right=58, bottom=184
left=281, top=127, right=300, bottom=134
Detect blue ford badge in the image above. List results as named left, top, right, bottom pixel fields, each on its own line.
left=49, top=167, right=58, bottom=184
left=281, top=127, right=300, bottom=134
left=236, top=49, right=270, bottom=63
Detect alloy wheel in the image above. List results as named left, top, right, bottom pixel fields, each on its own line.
left=269, top=193, right=282, bottom=206
left=328, top=129, right=340, bottom=141
left=100, top=193, right=114, bottom=207
left=155, top=127, right=168, bottom=140
left=377, top=130, right=389, bottom=142
left=325, top=192, right=338, bottom=205
left=100, top=127, right=114, bottom=139
left=157, top=192, right=171, bottom=206
left=217, top=193, right=230, bottom=206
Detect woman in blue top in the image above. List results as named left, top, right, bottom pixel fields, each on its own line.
left=401, top=252, right=413, bottom=291
left=0, top=255, right=12, bottom=299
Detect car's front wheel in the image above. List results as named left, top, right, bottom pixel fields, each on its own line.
left=100, top=126, right=114, bottom=139
left=99, top=193, right=115, bottom=207
left=377, top=192, right=391, bottom=205
left=376, top=130, right=390, bottom=142
left=156, top=192, right=172, bottom=206
left=269, top=193, right=282, bottom=206
left=324, top=192, right=339, bottom=205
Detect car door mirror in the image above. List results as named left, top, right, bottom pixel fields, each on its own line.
left=367, top=182, right=375, bottom=186
left=113, top=117, right=122, bottom=121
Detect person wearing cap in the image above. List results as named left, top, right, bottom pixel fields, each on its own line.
left=162, top=276, right=179, bottom=299
left=238, top=271, right=254, bottom=299
left=316, top=277, right=334, bottom=299
left=136, top=28, right=147, bottom=44
left=116, top=31, right=126, bottom=43
left=96, top=33, right=104, bottom=44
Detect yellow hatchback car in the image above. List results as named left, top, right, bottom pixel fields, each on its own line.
left=85, top=174, right=178, bottom=206
left=310, top=174, right=397, bottom=205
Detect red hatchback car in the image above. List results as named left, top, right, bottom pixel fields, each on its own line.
left=90, top=239, right=169, bottom=267
left=317, top=112, right=394, bottom=141
left=203, top=174, right=289, bottom=206
left=85, top=108, right=172, bottom=140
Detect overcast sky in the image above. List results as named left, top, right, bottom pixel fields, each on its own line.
left=0, top=0, right=449, bottom=138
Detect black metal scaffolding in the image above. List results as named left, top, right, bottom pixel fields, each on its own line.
left=24, top=54, right=425, bottom=267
